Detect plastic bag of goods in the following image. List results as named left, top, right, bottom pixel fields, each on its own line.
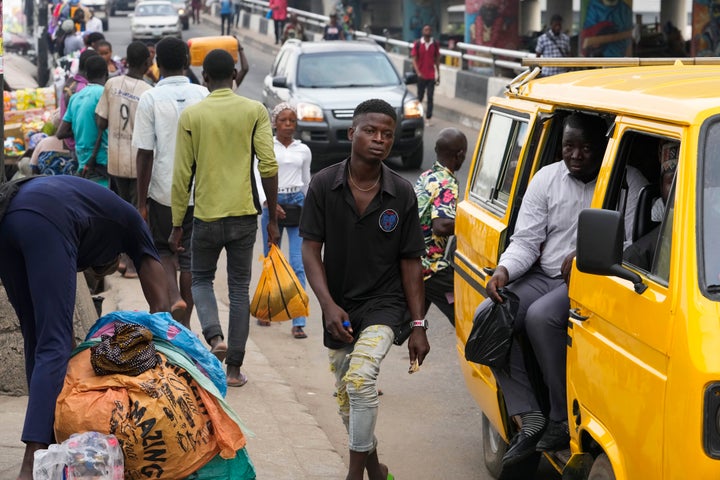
left=33, top=431, right=124, bottom=480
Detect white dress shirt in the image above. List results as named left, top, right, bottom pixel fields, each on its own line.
left=132, top=76, right=208, bottom=206
left=500, top=161, right=647, bottom=280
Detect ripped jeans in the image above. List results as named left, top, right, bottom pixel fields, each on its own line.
left=328, top=325, right=394, bottom=452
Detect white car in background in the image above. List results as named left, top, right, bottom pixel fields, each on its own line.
left=130, top=1, right=181, bottom=41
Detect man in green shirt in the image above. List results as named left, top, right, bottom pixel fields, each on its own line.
left=170, top=49, right=280, bottom=387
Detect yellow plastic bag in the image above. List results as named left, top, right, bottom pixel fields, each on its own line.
left=250, top=244, right=310, bottom=322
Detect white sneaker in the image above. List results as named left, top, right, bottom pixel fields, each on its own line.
left=425, top=119, right=432, bottom=127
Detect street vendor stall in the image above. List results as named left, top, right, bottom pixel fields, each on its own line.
left=3, top=54, right=57, bottom=174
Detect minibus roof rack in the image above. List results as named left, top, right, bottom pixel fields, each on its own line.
left=522, top=57, right=720, bottom=68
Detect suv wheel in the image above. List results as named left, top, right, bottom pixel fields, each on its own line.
left=102, top=17, right=109, bottom=31
left=182, top=16, right=189, bottom=29
left=401, top=144, right=424, bottom=169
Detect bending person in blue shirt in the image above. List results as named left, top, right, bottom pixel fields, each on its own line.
left=0, top=175, right=170, bottom=480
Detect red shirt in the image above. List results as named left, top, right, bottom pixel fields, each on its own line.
left=411, top=38, right=439, bottom=80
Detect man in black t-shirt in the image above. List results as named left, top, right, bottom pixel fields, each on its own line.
left=300, top=98, right=430, bottom=480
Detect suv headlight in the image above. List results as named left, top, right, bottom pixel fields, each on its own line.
left=296, top=102, right=324, bottom=122
left=178, top=8, right=185, bottom=15
left=403, top=99, right=424, bottom=119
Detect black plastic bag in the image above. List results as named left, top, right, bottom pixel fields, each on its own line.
left=278, top=204, right=302, bottom=227
left=464, top=289, right=520, bottom=369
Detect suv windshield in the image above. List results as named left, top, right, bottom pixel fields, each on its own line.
left=296, top=52, right=400, bottom=88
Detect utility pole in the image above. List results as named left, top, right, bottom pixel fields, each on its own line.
left=37, top=0, right=50, bottom=86
left=25, top=0, right=34, bottom=31
left=1, top=0, right=6, bottom=184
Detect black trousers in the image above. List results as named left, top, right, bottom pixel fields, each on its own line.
left=425, top=267, right=455, bottom=326
left=417, top=78, right=436, bottom=119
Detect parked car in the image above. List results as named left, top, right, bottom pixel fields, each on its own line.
left=130, top=0, right=181, bottom=41
left=262, top=39, right=424, bottom=171
left=455, top=58, right=720, bottom=479
left=167, top=0, right=189, bottom=30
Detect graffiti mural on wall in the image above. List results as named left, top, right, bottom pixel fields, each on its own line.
left=465, top=0, right=519, bottom=49
left=692, top=0, right=720, bottom=56
left=403, top=0, right=441, bottom=41
left=580, top=0, right=634, bottom=57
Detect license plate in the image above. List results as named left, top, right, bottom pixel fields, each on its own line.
left=152, top=30, right=162, bottom=36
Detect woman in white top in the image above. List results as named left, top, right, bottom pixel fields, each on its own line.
left=259, top=103, right=312, bottom=338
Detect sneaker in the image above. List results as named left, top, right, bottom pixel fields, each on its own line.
left=425, top=119, right=432, bottom=127
left=535, top=420, right=569, bottom=452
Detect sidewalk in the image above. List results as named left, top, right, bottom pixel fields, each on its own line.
left=0, top=236, right=346, bottom=480
left=199, top=13, right=486, bottom=131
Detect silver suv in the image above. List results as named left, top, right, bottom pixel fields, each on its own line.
left=262, top=39, right=425, bottom=171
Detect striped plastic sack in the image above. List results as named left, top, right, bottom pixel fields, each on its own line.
left=250, top=244, right=309, bottom=322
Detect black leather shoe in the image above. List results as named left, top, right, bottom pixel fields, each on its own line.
left=536, top=420, right=569, bottom=452
left=502, top=428, right=546, bottom=467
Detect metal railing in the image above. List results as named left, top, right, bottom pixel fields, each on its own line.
left=239, top=0, right=535, bottom=76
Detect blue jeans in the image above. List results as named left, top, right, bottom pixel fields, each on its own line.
left=328, top=325, right=394, bottom=452
left=191, top=215, right=257, bottom=367
left=261, top=191, right=306, bottom=327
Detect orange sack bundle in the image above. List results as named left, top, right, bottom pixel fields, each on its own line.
left=55, top=349, right=246, bottom=479
left=250, top=244, right=310, bottom=322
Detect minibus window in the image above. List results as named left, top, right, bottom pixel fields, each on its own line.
left=651, top=177, right=675, bottom=283
left=470, top=111, right=528, bottom=212
left=701, top=121, right=720, bottom=294
left=613, top=131, right=679, bottom=280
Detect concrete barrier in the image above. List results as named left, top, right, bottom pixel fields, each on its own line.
left=0, top=273, right=99, bottom=395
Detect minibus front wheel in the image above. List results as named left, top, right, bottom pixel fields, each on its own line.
left=588, top=453, right=615, bottom=480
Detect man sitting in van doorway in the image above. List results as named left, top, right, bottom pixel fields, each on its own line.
left=479, top=112, right=648, bottom=467
left=623, top=139, right=678, bottom=270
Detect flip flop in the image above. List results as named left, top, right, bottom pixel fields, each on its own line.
left=227, top=372, right=248, bottom=387
left=257, top=319, right=271, bottom=327
left=292, top=326, right=307, bottom=339
left=122, top=268, right=138, bottom=279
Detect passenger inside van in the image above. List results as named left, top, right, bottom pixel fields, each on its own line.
left=624, top=139, right=678, bottom=271
left=477, top=112, right=648, bottom=467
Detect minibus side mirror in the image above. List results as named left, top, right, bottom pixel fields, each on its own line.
left=576, top=209, right=647, bottom=294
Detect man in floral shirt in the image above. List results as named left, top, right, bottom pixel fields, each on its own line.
left=414, top=128, right=467, bottom=326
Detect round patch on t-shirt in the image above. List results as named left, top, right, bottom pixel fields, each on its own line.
left=379, top=209, right=399, bottom=232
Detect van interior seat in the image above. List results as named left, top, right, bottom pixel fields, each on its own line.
left=632, top=183, right=661, bottom=242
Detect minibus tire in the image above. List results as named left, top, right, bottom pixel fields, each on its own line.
left=588, top=453, right=615, bottom=480
left=482, top=414, right=541, bottom=479
left=482, top=413, right=506, bottom=477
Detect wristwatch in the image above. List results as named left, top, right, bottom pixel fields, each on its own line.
left=411, top=319, right=429, bottom=330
